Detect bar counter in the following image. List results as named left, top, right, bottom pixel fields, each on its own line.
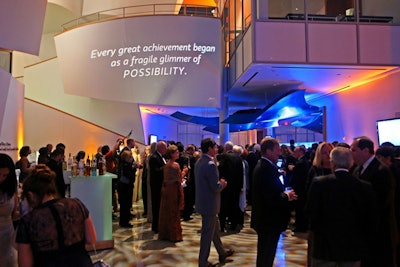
left=70, top=172, right=116, bottom=250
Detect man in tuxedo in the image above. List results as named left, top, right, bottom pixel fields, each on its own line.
left=306, top=146, right=378, bottom=266
left=351, top=136, right=396, bottom=266
left=195, top=138, right=233, bottom=267
left=251, top=137, right=298, bottom=267
left=149, top=140, right=167, bottom=233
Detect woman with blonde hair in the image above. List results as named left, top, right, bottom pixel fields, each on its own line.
left=306, top=142, right=335, bottom=190
left=305, top=141, right=334, bottom=267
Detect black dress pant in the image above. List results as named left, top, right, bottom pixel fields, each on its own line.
left=256, top=228, right=282, bottom=267
left=150, top=184, right=161, bottom=233
left=118, top=182, right=133, bottom=226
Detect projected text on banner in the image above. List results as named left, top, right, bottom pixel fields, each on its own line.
left=88, top=43, right=216, bottom=78
left=55, top=16, right=222, bottom=107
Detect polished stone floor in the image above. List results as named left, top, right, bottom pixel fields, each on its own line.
left=91, top=202, right=308, bottom=267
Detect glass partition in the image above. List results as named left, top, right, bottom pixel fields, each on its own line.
left=224, top=0, right=252, bottom=62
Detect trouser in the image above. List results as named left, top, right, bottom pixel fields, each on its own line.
left=182, top=183, right=195, bottom=219
left=199, top=215, right=225, bottom=267
left=141, top=176, right=148, bottom=214
left=118, top=183, right=133, bottom=225
left=256, top=228, right=281, bottom=267
left=150, top=186, right=161, bottom=232
left=112, top=178, right=119, bottom=211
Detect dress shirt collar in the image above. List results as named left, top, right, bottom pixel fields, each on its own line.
left=361, top=155, right=375, bottom=174
left=204, top=153, right=213, bottom=160
left=261, top=156, right=277, bottom=168
left=157, top=151, right=166, bottom=163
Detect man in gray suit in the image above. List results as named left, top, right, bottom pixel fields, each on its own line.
left=195, top=138, right=234, bottom=267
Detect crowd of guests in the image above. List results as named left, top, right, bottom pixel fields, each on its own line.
left=2, top=135, right=400, bottom=266
left=0, top=146, right=96, bottom=266
left=250, top=137, right=400, bottom=267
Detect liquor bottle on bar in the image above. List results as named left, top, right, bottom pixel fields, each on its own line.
left=91, top=155, right=97, bottom=176
left=78, top=158, right=84, bottom=176
left=67, top=153, right=73, bottom=171
left=84, top=156, right=91, bottom=176
left=71, top=156, right=78, bottom=177
left=98, top=156, right=105, bottom=175
left=62, top=158, right=67, bottom=171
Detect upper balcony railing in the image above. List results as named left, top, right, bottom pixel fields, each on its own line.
left=61, top=4, right=218, bottom=32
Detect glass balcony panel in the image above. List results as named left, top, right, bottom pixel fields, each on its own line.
left=266, top=0, right=305, bottom=20
left=359, top=0, right=399, bottom=23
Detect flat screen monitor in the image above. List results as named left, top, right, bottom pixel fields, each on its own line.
left=376, top=118, right=400, bottom=146
left=149, top=134, right=158, bottom=145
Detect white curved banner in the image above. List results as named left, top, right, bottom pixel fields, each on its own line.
left=55, top=16, right=222, bottom=108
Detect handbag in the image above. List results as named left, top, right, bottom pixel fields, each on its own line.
left=91, top=244, right=111, bottom=267
left=92, top=259, right=111, bottom=267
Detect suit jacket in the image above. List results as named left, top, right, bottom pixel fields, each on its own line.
left=217, top=152, right=244, bottom=195
left=119, top=160, right=136, bottom=185
left=246, top=151, right=260, bottom=179
left=358, top=157, right=395, bottom=215
left=306, top=170, right=378, bottom=261
left=357, top=157, right=397, bottom=266
left=291, top=155, right=310, bottom=196
left=149, top=151, right=165, bottom=192
left=251, top=158, right=290, bottom=232
left=195, top=154, right=224, bottom=216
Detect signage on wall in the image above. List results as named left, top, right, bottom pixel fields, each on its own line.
left=0, top=141, right=18, bottom=151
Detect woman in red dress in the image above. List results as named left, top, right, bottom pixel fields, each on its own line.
left=158, top=145, right=188, bottom=242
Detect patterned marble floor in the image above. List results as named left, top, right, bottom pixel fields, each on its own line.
left=91, top=202, right=308, bottom=267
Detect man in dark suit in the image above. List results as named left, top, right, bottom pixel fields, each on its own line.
left=181, top=144, right=196, bottom=221
left=251, top=137, right=298, bottom=267
left=46, top=148, right=66, bottom=198
left=195, top=138, right=233, bottom=267
left=375, top=145, right=400, bottom=267
left=217, top=141, right=243, bottom=232
left=245, top=143, right=261, bottom=205
left=351, top=136, right=396, bottom=266
left=120, top=138, right=135, bottom=155
left=289, top=145, right=310, bottom=232
left=149, top=140, right=167, bottom=233
left=306, top=146, right=378, bottom=266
